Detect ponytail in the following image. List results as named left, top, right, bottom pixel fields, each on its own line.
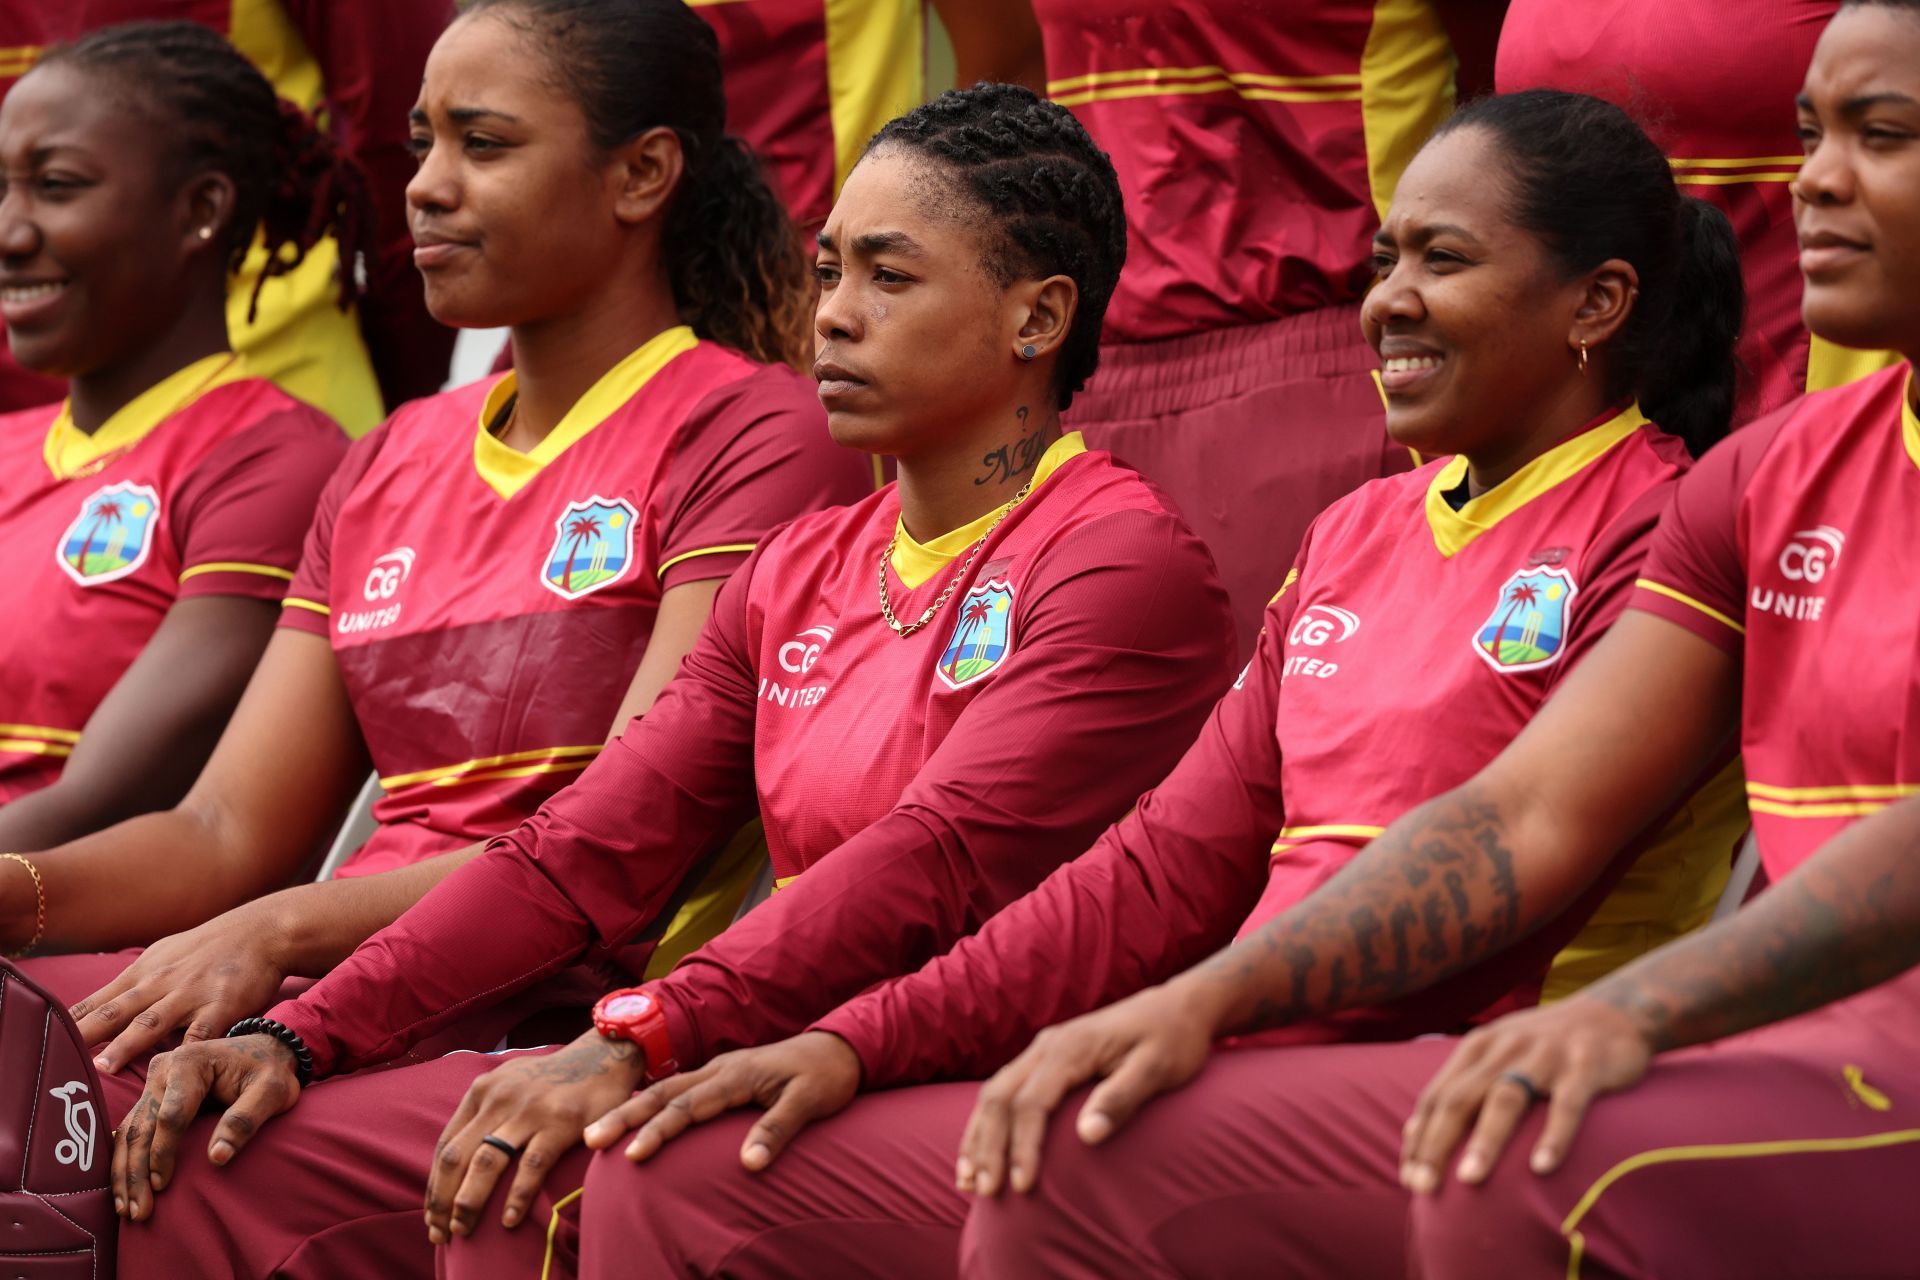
left=1434, top=90, right=1746, bottom=455
left=36, top=22, right=375, bottom=322
left=1639, top=199, right=1744, bottom=456
left=251, top=99, right=376, bottom=323
left=664, top=134, right=814, bottom=370
left=467, top=0, right=815, bottom=370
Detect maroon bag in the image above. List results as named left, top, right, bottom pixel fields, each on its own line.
left=0, top=957, right=114, bottom=1277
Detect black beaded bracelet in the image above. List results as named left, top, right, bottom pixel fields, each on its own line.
left=227, top=1017, right=316, bottom=1087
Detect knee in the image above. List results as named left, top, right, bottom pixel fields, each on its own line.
left=958, top=1114, right=1122, bottom=1280
left=1408, top=1166, right=1567, bottom=1280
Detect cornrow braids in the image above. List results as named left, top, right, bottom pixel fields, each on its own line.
left=467, top=0, right=813, bottom=369
left=36, top=20, right=374, bottom=322
left=866, top=83, right=1127, bottom=410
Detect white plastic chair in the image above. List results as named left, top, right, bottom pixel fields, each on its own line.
left=314, top=773, right=382, bottom=882
left=1712, top=830, right=1762, bottom=921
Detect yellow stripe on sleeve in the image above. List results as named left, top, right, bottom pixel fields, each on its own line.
left=1747, top=781, right=1920, bottom=802
left=656, top=543, right=757, bottom=580
left=1748, top=798, right=1898, bottom=819
left=180, top=561, right=297, bottom=584
left=0, top=739, right=73, bottom=759
left=0, top=723, right=82, bottom=744
left=281, top=597, right=331, bottom=616
left=378, top=744, right=603, bottom=791
left=1632, top=579, right=1746, bottom=635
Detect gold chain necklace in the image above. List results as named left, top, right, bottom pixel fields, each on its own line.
left=878, top=473, right=1038, bottom=637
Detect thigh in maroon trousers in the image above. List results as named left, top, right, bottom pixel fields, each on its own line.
left=1412, top=973, right=1920, bottom=1280
left=960, top=1039, right=1453, bottom=1280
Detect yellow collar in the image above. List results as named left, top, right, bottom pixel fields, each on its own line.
left=1901, top=366, right=1920, bottom=472
left=474, top=325, right=699, bottom=500
left=891, top=431, right=1087, bottom=588
left=43, top=352, right=249, bottom=481
left=1424, top=403, right=1648, bottom=558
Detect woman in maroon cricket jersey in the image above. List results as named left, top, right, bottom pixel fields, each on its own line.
left=0, top=24, right=356, bottom=854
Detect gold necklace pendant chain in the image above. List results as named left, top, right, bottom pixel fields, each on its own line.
left=878, top=473, right=1038, bottom=638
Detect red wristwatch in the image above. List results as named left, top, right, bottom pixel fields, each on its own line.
left=591, top=986, right=678, bottom=1081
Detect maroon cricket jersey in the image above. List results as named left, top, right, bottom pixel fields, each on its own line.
left=815, top=407, right=1748, bottom=1086
left=0, top=355, right=342, bottom=802
left=277, top=326, right=866, bottom=878
left=1035, top=0, right=1457, bottom=344
left=1632, top=363, right=1920, bottom=880
left=267, top=433, right=1238, bottom=1077
left=1497, top=0, right=1898, bottom=420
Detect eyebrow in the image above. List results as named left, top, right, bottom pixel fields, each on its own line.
left=815, top=229, right=926, bottom=257
left=1796, top=90, right=1920, bottom=115
left=1375, top=221, right=1483, bottom=248
left=408, top=105, right=523, bottom=126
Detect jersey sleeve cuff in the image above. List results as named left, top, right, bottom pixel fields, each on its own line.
left=176, top=562, right=299, bottom=602
left=658, top=545, right=754, bottom=590
left=263, top=1000, right=335, bottom=1080
left=276, top=596, right=333, bottom=636
left=807, top=1008, right=885, bottom=1086
left=1629, top=579, right=1744, bottom=655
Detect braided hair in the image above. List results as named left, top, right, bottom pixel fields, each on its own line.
left=35, top=20, right=374, bottom=323
left=865, top=83, right=1126, bottom=411
left=466, top=0, right=813, bottom=370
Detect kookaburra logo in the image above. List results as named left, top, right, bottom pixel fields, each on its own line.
left=48, top=1080, right=96, bottom=1171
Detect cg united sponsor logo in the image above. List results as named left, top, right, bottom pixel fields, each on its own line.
left=1283, top=603, right=1359, bottom=680
left=761, top=625, right=833, bottom=708
left=1752, top=525, right=1843, bottom=623
left=337, top=546, right=415, bottom=635
left=1473, top=566, right=1576, bottom=674
left=56, top=480, right=161, bottom=587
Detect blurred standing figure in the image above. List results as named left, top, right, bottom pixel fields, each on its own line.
left=0, top=0, right=457, bottom=432
left=1499, top=0, right=1898, bottom=422
left=1018, top=0, right=1498, bottom=654
left=687, top=0, right=1045, bottom=240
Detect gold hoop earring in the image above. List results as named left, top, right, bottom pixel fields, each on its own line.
left=1578, top=340, right=1589, bottom=375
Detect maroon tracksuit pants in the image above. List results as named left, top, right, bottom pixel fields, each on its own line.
left=584, top=976, right=1920, bottom=1279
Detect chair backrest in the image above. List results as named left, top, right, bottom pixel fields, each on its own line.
left=0, top=958, right=115, bottom=1278
left=315, top=772, right=384, bottom=882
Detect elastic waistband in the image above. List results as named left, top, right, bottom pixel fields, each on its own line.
left=1070, top=306, right=1376, bottom=422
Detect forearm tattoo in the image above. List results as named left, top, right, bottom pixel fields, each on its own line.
left=1206, top=787, right=1524, bottom=1031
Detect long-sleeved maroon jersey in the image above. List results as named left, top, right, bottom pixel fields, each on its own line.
left=267, top=434, right=1237, bottom=1078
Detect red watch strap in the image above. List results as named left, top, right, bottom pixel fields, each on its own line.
left=592, top=987, right=678, bottom=1082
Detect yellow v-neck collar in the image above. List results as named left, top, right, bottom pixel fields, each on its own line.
left=891, top=432, right=1087, bottom=589
left=43, top=352, right=247, bottom=481
left=1424, top=403, right=1648, bottom=558
left=474, top=325, right=699, bottom=500
left=1900, top=367, right=1920, bottom=472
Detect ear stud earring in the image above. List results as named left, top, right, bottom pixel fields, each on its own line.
left=1021, top=344, right=1038, bottom=360
left=197, top=226, right=215, bottom=241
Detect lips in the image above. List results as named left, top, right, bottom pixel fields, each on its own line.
left=1376, top=338, right=1445, bottom=393
left=411, top=230, right=477, bottom=269
left=1798, top=228, right=1870, bottom=279
left=812, top=356, right=869, bottom=403
left=0, top=278, right=71, bottom=329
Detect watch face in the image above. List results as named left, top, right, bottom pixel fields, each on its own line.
left=604, top=993, right=653, bottom=1020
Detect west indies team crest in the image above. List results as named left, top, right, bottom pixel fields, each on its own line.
left=1472, top=565, right=1577, bottom=673
left=937, top=579, right=1015, bottom=690
left=541, top=495, right=639, bottom=601
left=56, top=481, right=161, bottom=587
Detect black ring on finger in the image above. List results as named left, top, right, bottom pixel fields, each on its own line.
left=480, top=1134, right=522, bottom=1160
left=1498, top=1070, right=1546, bottom=1105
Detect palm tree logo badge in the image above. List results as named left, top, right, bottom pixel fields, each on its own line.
left=937, top=579, right=1016, bottom=690
left=56, top=481, right=162, bottom=586
left=543, top=495, right=640, bottom=601
left=1472, top=566, right=1578, bottom=673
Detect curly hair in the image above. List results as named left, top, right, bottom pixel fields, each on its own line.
left=866, top=83, right=1127, bottom=411
left=466, top=0, right=814, bottom=370
left=37, top=20, right=375, bottom=323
